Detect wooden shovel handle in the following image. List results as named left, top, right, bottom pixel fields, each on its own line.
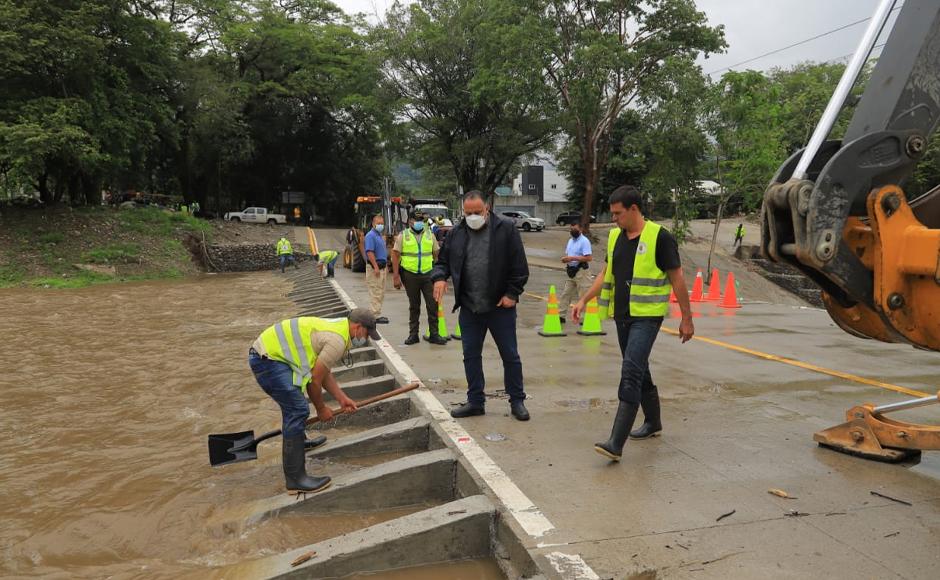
left=305, top=382, right=419, bottom=425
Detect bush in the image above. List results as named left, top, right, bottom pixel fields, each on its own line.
left=38, top=232, right=65, bottom=245
left=83, top=243, right=141, bottom=264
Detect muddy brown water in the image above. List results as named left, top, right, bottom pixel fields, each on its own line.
left=0, top=273, right=399, bottom=578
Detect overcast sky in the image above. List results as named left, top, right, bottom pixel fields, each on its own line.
left=333, top=0, right=899, bottom=76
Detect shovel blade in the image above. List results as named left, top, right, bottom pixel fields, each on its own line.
left=208, top=430, right=259, bottom=466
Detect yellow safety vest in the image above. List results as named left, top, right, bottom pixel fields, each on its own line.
left=399, top=229, right=435, bottom=274
left=319, top=250, right=338, bottom=263
left=277, top=238, right=293, bottom=255
left=257, top=317, right=350, bottom=390
left=599, top=221, right=671, bottom=318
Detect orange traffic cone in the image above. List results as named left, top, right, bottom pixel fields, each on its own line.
left=719, top=272, right=741, bottom=308
left=705, top=268, right=721, bottom=301
left=538, top=285, right=567, bottom=337
left=689, top=269, right=704, bottom=302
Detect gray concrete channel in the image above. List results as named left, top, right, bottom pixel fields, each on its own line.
left=221, top=269, right=544, bottom=579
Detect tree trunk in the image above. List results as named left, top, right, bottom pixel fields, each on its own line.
left=37, top=172, right=52, bottom=206
left=581, top=150, right=597, bottom=234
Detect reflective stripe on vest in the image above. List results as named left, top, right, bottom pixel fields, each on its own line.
left=598, top=222, right=672, bottom=318
left=400, top=230, right=434, bottom=274
left=319, top=250, right=338, bottom=263
left=257, top=317, right=350, bottom=390
left=277, top=239, right=292, bottom=255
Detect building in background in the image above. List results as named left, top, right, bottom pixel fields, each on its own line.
left=493, top=159, right=572, bottom=225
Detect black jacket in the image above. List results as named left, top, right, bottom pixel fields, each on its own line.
left=430, top=214, right=529, bottom=312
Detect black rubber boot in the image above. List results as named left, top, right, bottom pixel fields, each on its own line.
left=450, top=402, right=485, bottom=418
left=630, top=386, right=662, bottom=439
left=304, top=434, right=327, bottom=450
left=427, top=333, right=448, bottom=345
left=594, top=402, right=640, bottom=461
left=404, top=334, right=419, bottom=345
left=283, top=434, right=331, bottom=495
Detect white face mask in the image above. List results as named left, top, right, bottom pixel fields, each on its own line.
left=465, top=214, right=486, bottom=230
left=351, top=336, right=368, bottom=348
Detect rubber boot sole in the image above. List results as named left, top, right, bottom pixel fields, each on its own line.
left=287, top=480, right=333, bottom=496
left=629, top=430, right=662, bottom=440
left=593, top=444, right=622, bottom=461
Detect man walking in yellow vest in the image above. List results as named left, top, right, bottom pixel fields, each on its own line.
left=277, top=234, right=298, bottom=273
left=392, top=211, right=446, bottom=345
left=248, top=309, right=380, bottom=494
left=572, top=185, right=694, bottom=461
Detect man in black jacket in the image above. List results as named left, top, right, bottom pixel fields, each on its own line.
left=432, top=191, right=531, bottom=421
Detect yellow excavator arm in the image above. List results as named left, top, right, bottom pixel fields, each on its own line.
left=760, top=0, right=940, bottom=461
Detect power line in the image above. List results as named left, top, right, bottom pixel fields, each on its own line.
left=706, top=4, right=902, bottom=76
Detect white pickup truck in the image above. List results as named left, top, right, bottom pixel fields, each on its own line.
left=223, top=207, right=288, bottom=224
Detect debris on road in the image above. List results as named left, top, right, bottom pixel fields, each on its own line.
left=290, top=551, right=316, bottom=567
left=768, top=488, right=797, bottom=499
left=484, top=432, right=508, bottom=442
left=870, top=491, right=913, bottom=506
left=716, top=509, right=736, bottom=522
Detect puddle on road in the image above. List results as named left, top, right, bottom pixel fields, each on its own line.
left=346, top=557, right=504, bottom=579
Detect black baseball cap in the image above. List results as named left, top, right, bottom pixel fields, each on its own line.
left=348, top=308, right=381, bottom=340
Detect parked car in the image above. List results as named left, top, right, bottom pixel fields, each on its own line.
left=223, top=207, right=288, bottom=224
left=555, top=211, right=596, bottom=226
left=500, top=210, right=544, bottom=232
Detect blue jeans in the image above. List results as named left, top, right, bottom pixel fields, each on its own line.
left=325, top=257, right=336, bottom=277
left=248, top=350, right=309, bottom=437
left=614, top=318, right=663, bottom=404
left=279, top=254, right=296, bottom=271
left=458, top=307, right=525, bottom=406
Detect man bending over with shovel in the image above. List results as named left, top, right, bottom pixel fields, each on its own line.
left=248, top=309, right=380, bottom=494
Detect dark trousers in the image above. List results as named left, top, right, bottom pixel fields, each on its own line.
left=459, top=306, right=525, bottom=406
left=614, top=318, right=663, bottom=404
left=401, top=269, right=437, bottom=337
left=248, top=350, right=308, bottom=437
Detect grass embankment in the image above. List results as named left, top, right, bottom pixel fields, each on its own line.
left=0, top=206, right=212, bottom=289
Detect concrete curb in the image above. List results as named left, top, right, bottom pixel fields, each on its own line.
left=308, top=417, right=431, bottom=461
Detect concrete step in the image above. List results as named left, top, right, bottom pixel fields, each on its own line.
left=326, top=374, right=397, bottom=401
left=347, top=346, right=379, bottom=364
left=227, top=449, right=458, bottom=524
left=331, top=359, right=386, bottom=382
left=230, top=495, right=496, bottom=580
left=309, top=417, right=431, bottom=461
left=315, top=396, right=414, bottom=431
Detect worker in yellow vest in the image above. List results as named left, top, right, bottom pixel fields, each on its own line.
left=733, top=223, right=746, bottom=248
left=276, top=234, right=298, bottom=272
left=392, top=211, right=445, bottom=345
left=314, top=250, right=339, bottom=278
left=248, top=309, right=380, bottom=494
left=572, top=185, right=694, bottom=462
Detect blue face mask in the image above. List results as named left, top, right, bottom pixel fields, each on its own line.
left=412, top=221, right=425, bottom=232
left=375, top=224, right=385, bottom=233
left=351, top=336, right=368, bottom=348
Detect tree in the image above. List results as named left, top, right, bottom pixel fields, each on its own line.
left=529, top=0, right=724, bottom=230
left=381, top=0, right=558, bottom=198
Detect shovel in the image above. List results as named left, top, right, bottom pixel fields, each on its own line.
left=208, top=383, right=419, bottom=467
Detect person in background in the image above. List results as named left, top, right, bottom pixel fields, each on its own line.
left=314, top=250, right=339, bottom=278
left=558, top=221, right=592, bottom=323
left=392, top=211, right=444, bottom=345
left=431, top=191, right=531, bottom=422
left=277, top=234, right=298, bottom=273
left=363, top=215, right=389, bottom=323
left=733, top=223, right=746, bottom=248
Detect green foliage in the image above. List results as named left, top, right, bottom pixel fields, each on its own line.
left=30, top=271, right=115, bottom=289
left=82, top=243, right=141, bottom=264
left=118, top=207, right=211, bottom=237
left=528, top=0, right=726, bottom=227
left=38, top=232, right=65, bottom=245
left=381, top=0, right=557, bottom=195
left=0, top=263, right=25, bottom=287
